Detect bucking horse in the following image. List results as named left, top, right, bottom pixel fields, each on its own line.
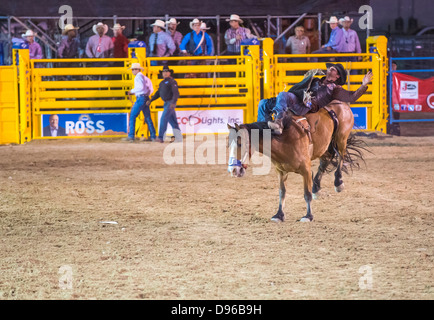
left=227, top=101, right=367, bottom=222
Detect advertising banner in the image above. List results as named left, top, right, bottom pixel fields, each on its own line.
left=158, top=109, right=244, bottom=134
left=41, top=113, right=128, bottom=137
left=392, top=73, right=434, bottom=113
left=351, top=107, right=368, bottom=130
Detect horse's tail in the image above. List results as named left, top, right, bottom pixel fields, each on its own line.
left=324, top=133, right=370, bottom=174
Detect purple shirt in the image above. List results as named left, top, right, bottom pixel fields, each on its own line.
left=27, top=41, right=43, bottom=59
left=341, top=28, right=361, bottom=53
left=58, top=37, right=80, bottom=58
left=148, top=31, right=175, bottom=57
left=85, top=35, right=114, bottom=58
left=167, top=30, right=183, bottom=56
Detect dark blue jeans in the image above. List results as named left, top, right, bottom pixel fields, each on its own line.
left=257, top=98, right=276, bottom=122
left=273, top=91, right=311, bottom=116
left=158, top=101, right=182, bottom=141
left=128, top=95, right=156, bottom=140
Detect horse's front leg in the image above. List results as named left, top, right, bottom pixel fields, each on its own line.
left=300, top=166, right=314, bottom=222
left=271, top=171, right=288, bottom=223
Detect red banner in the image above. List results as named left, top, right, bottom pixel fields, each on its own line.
left=392, top=73, right=434, bottom=112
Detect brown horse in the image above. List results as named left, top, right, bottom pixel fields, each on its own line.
left=227, top=101, right=367, bottom=222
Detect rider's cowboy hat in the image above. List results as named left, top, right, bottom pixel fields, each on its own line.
left=128, top=62, right=144, bottom=71
left=325, top=16, right=339, bottom=24
left=22, top=29, right=36, bottom=38
left=339, top=16, right=354, bottom=24
left=226, top=14, right=243, bottom=24
left=92, top=22, right=109, bottom=35
left=166, top=18, right=180, bottom=26
left=326, top=63, right=347, bottom=86
left=111, top=23, right=126, bottom=31
left=151, top=20, right=166, bottom=29
left=189, top=18, right=201, bottom=29
left=62, top=24, right=79, bottom=35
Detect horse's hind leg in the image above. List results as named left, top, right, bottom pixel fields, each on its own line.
left=334, top=134, right=349, bottom=193
left=271, top=171, right=288, bottom=223
left=312, top=156, right=329, bottom=199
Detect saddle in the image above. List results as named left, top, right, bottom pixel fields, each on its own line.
left=291, top=106, right=340, bottom=158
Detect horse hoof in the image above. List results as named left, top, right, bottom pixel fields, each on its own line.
left=271, top=217, right=284, bottom=223
left=313, top=192, right=320, bottom=200
left=299, top=217, right=312, bottom=222
left=335, top=183, right=345, bottom=193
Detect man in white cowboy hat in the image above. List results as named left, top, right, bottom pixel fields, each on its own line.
left=148, top=19, right=175, bottom=59
left=179, top=19, right=214, bottom=56
left=166, top=18, right=183, bottom=56
left=311, top=16, right=344, bottom=61
left=224, top=14, right=256, bottom=55
left=58, top=24, right=80, bottom=59
left=111, top=23, right=129, bottom=58
left=22, top=29, right=43, bottom=59
left=85, top=22, right=114, bottom=58
left=339, top=16, right=362, bottom=62
left=123, top=62, right=156, bottom=142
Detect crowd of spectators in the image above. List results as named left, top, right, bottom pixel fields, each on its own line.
left=16, top=14, right=260, bottom=61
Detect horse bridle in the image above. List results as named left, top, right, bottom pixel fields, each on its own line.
left=228, top=128, right=250, bottom=171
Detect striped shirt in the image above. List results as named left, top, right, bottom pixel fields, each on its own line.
left=224, top=27, right=255, bottom=54
left=167, top=30, right=183, bottom=56
left=148, top=31, right=176, bottom=57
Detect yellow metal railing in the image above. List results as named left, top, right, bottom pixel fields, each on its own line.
left=262, top=35, right=388, bottom=132
left=29, top=57, right=135, bottom=139
left=0, top=64, right=19, bottom=144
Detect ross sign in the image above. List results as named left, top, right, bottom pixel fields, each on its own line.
left=157, top=109, right=244, bottom=134
left=351, top=107, right=368, bottom=130
left=41, top=113, right=128, bottom=137
left=392, top=73, right=434, bottom=112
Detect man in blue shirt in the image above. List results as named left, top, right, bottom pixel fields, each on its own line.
left=179, top=19, right=214, bottom=56
left=311, top=16, right=344, bottom=62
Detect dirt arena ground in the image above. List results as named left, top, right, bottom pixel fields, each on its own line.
left=0, top=133, right=433, bottom=300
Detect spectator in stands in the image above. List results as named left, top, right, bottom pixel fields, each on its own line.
left=22, top=30, right=43, bottom=59
left=180, top=19, right=214, bottom=56
left=311, top=16, right=344, bottom=61
left=85, top=22, right=114, bottom=58
left=224, top=14, right=256, bottom=55
left=58, top=24, right=80, bottom=59
left=148, top=20, right=176, bottom=58
left=147, top=66, right=182, bottom=143
left=339, top=16, right=362, bottom=62
left=111, top=23, right=129, bottom=58
left=124, top=63, right=156, bottom=142
left=166, top=18, right=183, bottom=56
left=285, top=26, right=311, bottom=61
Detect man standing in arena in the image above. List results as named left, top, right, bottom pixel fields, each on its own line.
left=124, top=63, right=156, bottom=142
left=146, top=66, right=183, bottom=143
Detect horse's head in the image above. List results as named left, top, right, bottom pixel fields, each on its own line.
left=227, top=123, right=251, bottom=178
